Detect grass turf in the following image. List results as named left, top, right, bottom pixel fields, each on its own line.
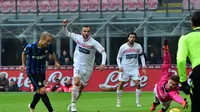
left=0, top=92, right=190, bottom=112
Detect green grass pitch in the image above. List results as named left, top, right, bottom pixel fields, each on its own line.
left=0, top=92, right=191, bottom=112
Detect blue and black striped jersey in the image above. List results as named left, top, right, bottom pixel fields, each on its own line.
left=24, top=42, right=53, bottom=75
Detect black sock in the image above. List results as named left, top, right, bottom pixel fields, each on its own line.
left=161, top=107, right=167, bottom=112
left=30, top=93, right=41, bottom=109
left=153, top=102, right=160, bottom=106
left=41, top=94, right=54, bottom=112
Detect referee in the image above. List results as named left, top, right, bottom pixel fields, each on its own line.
left=20, top=32, right=60, bottom=112
left=177, top=11, right=200, bottom=112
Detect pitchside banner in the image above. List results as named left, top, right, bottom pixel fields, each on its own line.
left=0, top=65, right=192, bottom=92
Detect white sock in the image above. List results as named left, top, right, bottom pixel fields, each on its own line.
left=117, top=89, right=123, bottom=104
left=136, top=89, right=141, bottom=104
left=71, top=85, right=79, bottom=104
left=76, top=91, right=82, bottom=101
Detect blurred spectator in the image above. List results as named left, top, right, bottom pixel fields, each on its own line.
left=8, top=79, right=20, bottom=92
left=47, top=54, right=55, bottom=65
left=59, top=50, right=72, bottom=65
left=147, top=52, right=158, bottom=64
left=44, top=81, right=53, bottom=92
left=63, top=78, right=72, bottom=92
left=0, top=73, right=9, bottom=92
left=51, top=79, right=63, bottom=92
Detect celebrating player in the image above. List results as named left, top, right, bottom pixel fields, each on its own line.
left=116, top=32, right=146, bottom=107
left=62, top=19, right=107, bottom=112
left=150, top=40, right=188, bottom=112
left=20, top=32, right=60, bottom=112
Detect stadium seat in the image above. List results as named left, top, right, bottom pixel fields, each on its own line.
left=1, top=1, right=10, bottom=13
left=10, top=0, right=20, bottom=13
left=127, top=0, right=137, bottom=10
left=137, top=0, right=146, bottom=10
left=182, top=0, right=193, bottom=10
left=98, top=0, right=108, bottom=11
left=107, top=0, right=118, bottom=11
left=59, top=0, right=68, bottom=12
left=147, top=0, right=158, bottom=10
left=30, top=0, right=37, bottom=12
left=193, top=0, right=200, bottom=9
left=39, top=0, right=49, bottom=12
left=118, top=0, right=128, bottom=11
left=49, top=0, right=58, bottom=12
left=88, top=0, right=98, bottom=11
left=68, top=0, right=78, bottom=12
left=19, top=0, right=30, bottom=13
left=80, top=0, right=88, bottom=11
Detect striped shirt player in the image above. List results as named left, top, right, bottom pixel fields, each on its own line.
left=20, top=32, right=60, bottom=112
left=116, top=32, right=146, bottom=107
left=24, top=42, right=52, bottom=89
left=62, top=19, right=107, bottom=112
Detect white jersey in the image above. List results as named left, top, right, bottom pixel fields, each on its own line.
left=117, top=42, right=143, bottom=69
left=64, top=30, right=105, bottom=71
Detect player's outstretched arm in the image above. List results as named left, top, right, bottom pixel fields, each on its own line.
left=62, top=19, right=79, bottom=42
left=169, top=92, right=188, bottom=109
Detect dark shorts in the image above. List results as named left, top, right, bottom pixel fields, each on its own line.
left=27, top=73, right=45, bottom=91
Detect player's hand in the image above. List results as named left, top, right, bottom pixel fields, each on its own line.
left=55, top=62, right=61, bottom=69
left=119, top=67, right=123, bottom=72
left=99, top=64, right=105, bottom=72
left=19, top=65, right=25, bottom=72
left=62, top=19, right=68, bottom=27
left=180, top=81, right=190, bottom=95
left=142, top=68, right=147, bottom=75
left=182, top=98, right=188, bottom=109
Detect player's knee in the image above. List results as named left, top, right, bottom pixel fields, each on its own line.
left=135, top=82, right=141, bottom=89
left=38, top=87, right=47, bottom=94
left=118, top=82, right=124, bottom=89
left=74, top=77, right=81, bottom=86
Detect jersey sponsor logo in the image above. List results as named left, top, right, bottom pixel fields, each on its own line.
left=79, top=46, right=90, bottom=54
left=126, top=54, right=137, bottom=59
left=32, top=55, right=46, bottom=59
left=123, top=49, right=139, bottom=54
left=77, top=41, right=93, bottom=49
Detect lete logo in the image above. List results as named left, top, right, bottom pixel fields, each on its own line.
left=99, top=71, right=148, bottom=89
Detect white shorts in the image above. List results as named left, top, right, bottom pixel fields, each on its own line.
left=118, top=68, right=140, bottom=82
left=73, top=67, right=93, bottom=86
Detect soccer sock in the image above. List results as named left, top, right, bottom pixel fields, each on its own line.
left=30, top=93, right=41, bottom=109
left=136, top=89, right=141, bottom=104
left=117, top=89, right=122, bottom=104
left=153, top=102, right=160, bottom=106
left=71, top=85, right=79, bottom=104
left=41, top=94, right=54, bottom=112
left=76, top=91, right=82, bottom=102
left=161, top=107, right=167, bottom=112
